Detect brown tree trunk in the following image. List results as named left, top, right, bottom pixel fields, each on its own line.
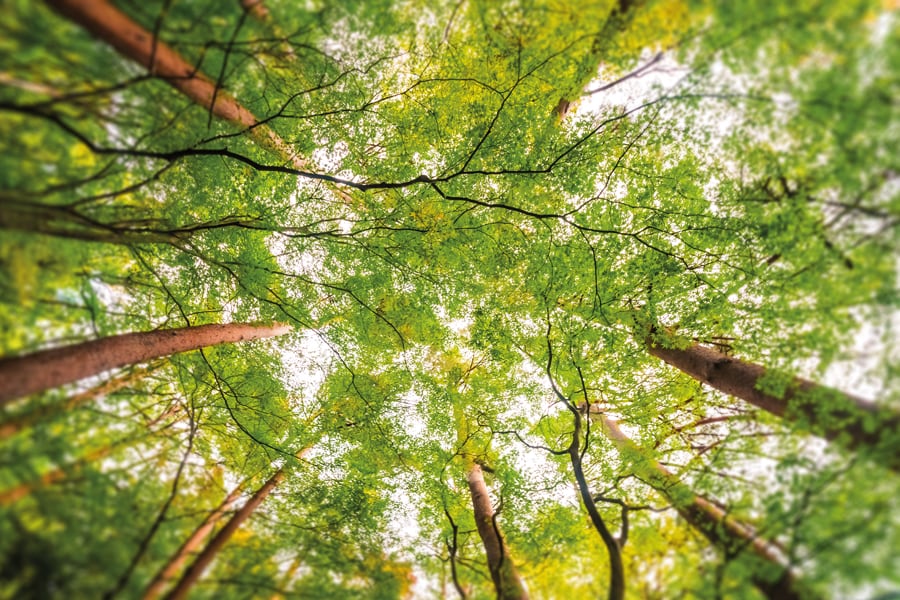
left=0, top=322, right=291, bottom=405
left=596, top=412, right=815, bottom=600
left=141, top=482, right=245, bottom=600
left=44, top=0, right=306, bottom=169
left=0, top=362, right=158, bottom=439
left=0, top=198, right=183, bottom=245
left=647, top=338, right=900, bottom=469
left=466, top=463, right=529, bottom=600
left=163, top=467, right=285, bottom=600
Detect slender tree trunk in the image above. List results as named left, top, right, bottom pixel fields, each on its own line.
left=44, top=0, right=306, bottom=170
left=647, top=338, right=900, bottom=469
left=0, top=322, right=290, bottom=405
left=141, top=483, right=245, bottom=600
left=567, top=411, right=625, bottom=600
left=0, top=198, right=183, bottom=245
left=595, top=412, right=815, bottom=600
left=0, top=363, right=158, bottom=439
left=466, top=462, right=529, bottom=600
left=163, top=467, right=285, bottom=600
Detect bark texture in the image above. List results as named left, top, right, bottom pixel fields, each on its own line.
left=466, top=463, right=529, bottom=600
left=647, top=337, right=900, bottom=469
left=0, top=322, right=291, bottom=405
left=0, top=363, right=157, bottom=439
left=45, top=0, right=306, bottom=169
left=141, top=483, right=245, bottom=600
left=597, top=413, right=815, bottom=600
left=164, top=468, right=285, bottom=600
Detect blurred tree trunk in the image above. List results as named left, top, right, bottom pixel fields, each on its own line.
left=647, top=338, right=900, bottom=469
left=141, top=482, right=246, bottom=600
left=164, top=468, right=285, bottom=600
left=595, top=410, right=814, bottom=600
left=0, top=322, right=291, bottom=404
left=466, top=462, right=529, bottom=600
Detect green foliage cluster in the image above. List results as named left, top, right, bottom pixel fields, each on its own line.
left=0, top=0, right=898, bottom=598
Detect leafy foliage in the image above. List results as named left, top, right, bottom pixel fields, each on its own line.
left=0, top=0, right=898, bottom=598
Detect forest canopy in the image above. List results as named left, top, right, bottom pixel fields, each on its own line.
left=0, top=0, right=898, bottom=598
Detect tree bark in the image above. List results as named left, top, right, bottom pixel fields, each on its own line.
left=240, top=0, right=270, bottom=20
left=44, top=0, right=306, bottom=169
left=0, top=322, right=291, bottom=405
left=466, top=463, right=529, bottom=600
left=163, top=468, right=285, bottom=600
left=0, top=363, right=158, bottom=439
left=141, top=482, right=245, bottom=600
left=595, top=412, right=815, bottom=600
left=647, top=337, right=900, bottom=469
left=567, top=411, right=625, bottom=600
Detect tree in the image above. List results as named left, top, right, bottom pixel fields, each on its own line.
left=141, top=480, right=246, bottom=600
left=465, top=462, right=529, bottom=600
left=1, top=0, right=898, bottom=598
left=646, top=332, right=900, bottom=469
left=164, top=467, right=286, bottom=600
left=44, top=0, right=307, bottom=169
left=0, top=322, right=291, bottom=404
left=594, top=409, right=811, bottom=600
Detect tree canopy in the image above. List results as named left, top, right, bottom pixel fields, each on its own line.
left=1, top=0, right=898, bottom=598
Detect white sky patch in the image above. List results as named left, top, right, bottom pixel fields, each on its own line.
left=311, top=139, right=357, bottom=181
left=279, top=329, right=337, bottom=412
left=822, top=311, right=900, bottom=403
left=391, top=389, right=428, bottom=438
left=576, top=50, right=689, bottom=118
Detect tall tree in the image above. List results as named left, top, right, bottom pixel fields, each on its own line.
left=646, top=333, right=900, bottom=468
left=465, top=462, right=529, bottom=600
left=0, top=322, right=291, bottom=404
left=164, top=466, right=286, bottom=600
left=593, top=409, right=814, bottom=600
left=141, top=480, right=246, bottom=600
left=45, top=0, right=307, bottom=169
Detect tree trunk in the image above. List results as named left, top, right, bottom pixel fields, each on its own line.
left=0, top=362, right=158, bottom=439
left=0, top=197, right=183, bottom=245
left=647, top=338, right=900, bottom=469
left=567, top=410, right=625, bottom=600
left=141, top=482, right=245, bottom=600
left=163, top=467, right=285, bottom=600
left=0, top=322, right=291, bottom=405
left=595, top=412, right=815, bottom=600
left=44, top=0, right=306, bottom=170
left=466, top=463, right=529, bottom=600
